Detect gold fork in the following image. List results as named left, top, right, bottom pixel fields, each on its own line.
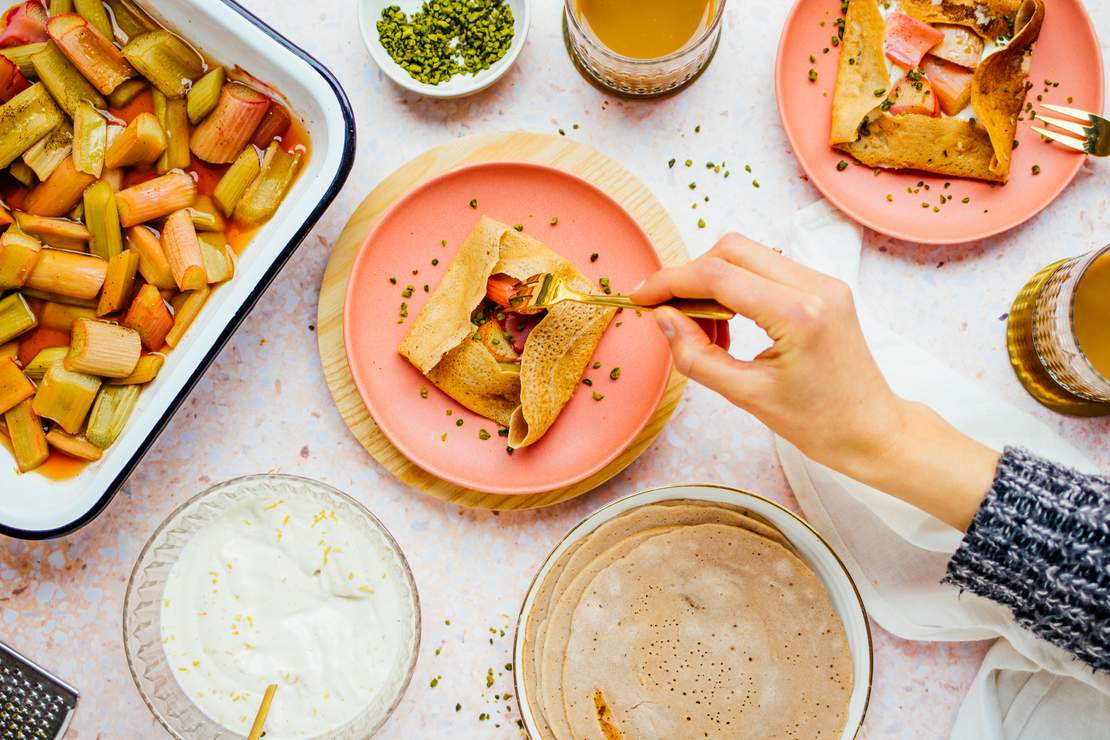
left=1032, top=104, right=1110, bottom=156
left=509, top=273, right=735, bottom=320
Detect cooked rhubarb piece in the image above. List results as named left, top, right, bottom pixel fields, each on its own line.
left=233, top=141, right=300, bottom=226
left=23, top=154, right=95, bottom=215
left=73, top=0, right=111, bottom=38
left=45, top=427, right=102, bottom=460
left=106, top=352, right=162, bottom=385
left=125, top=225, right=175, bottom=290
left=32, top=360, right=99, bottom=433
left=104, top=0, right=156, bottom=39
left=929, top=24, right=984, bottom=69
left=198, top=232, right=233, bottom=283
left=122, top=282, right=172, bottom=350
left=153, top=89, right=189, bottom=172
left=23, top=345, right=66, bottom=379
left=0, top=291, right=36, bottom=343
left=0, top=229, right=41, bottom=289
left=251, top=100, right=292, bottom=148
left=477, top=317, right=519, bottom=363
left=24, top=247, right=107, bottom=300
left=921, top=55, right=975, bottom=116
left=115, top=171, right=196, bottom=227
left=22, top=123, right=72, bottom=180
left=85, top=383, right=139, bottom=448
left=46, top=13, right=135, bottom=94
left=884, top=13, right=944, bottom=69
left=0, top=356, right=34, bottom=414
left=211, top=145, right=259, bottom=216
left=0, top=40, right=42, bottom=77
left=122, top=30, right=203, bottom=97
left=0, top=53, right=28, bottom=101
left=186, top=65, right=223, bottom=124
left=104, top=111, right=165, bottom=168
left=5, top=399, right=48, bottom=472
left=65, top=318, right=141, bottom=378
left=14, top=211, right=88, bottom=251
left=38, top=303, right=92, bottom=334
left=164, top=285, right=208, bottom=347
left=0, top=82, right=64, bottom=169
left=0, top=1, right=48, bottom=47
left=161, top=209, right=206, bottom=291
left=485, top=273, right=517, bottom=308
left=190, top=82, right=270, bottom=164
left=72, top=99, right=106, bottom=177
left=888, top=72, right=939, bottom=116
left=30, top=39, right=104, bottom=114
left=97, top=249, right=138, bottom=315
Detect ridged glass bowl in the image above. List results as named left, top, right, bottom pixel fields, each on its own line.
left=123, top=475, right=420, bottom=739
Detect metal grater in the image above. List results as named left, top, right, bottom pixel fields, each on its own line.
left=0, top=641, right=78, bottom=740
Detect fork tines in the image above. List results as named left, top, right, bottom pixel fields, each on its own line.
left=1032, top=103, right=1107, bottom=155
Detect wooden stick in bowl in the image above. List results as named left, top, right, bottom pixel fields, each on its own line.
left=248, top=684, right=277, bottom=740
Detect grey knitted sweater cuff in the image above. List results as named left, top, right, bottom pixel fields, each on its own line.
left=943, top=446, right=1110, bottom=671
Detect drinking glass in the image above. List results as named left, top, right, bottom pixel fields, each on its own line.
left=1007, top=244, right=1110, bottom=416
left=563, top=0, right=726, bottom=98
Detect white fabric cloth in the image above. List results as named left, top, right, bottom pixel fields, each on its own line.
left=777, top=200, right=1110, bottom=740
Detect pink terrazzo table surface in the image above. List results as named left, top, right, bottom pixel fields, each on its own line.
left=3, top=0, right=1109, bottom=737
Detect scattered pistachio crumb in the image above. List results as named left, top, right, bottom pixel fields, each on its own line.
left=589, top=252, right=598, bottom=262
left=697, top=218, right=706, bottom=228
left=550, top=216, right=558, bottom=225
left=1031, top=164, right=1041, bottom=175
left=667, top=158, right=676, bottom=168
left=609, top=367, right=621, bottom=380
left=479, top=429, right=491, bottom=440
left=512, top=223, right=523, bottom=231
left=836, top=160, right=848, bottom=171
left=592, top=391, right=604, bottom=401
left=469, top=198, right=477, bottom=208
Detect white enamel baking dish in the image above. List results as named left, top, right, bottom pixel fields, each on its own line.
left=0, top=0, right=355, bottom=539
left=513, top=484, right=873, bottom=739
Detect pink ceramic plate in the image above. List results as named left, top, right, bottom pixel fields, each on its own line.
left=343, top=162, right=673, bottom=495
left=776, top=0, right=1104, bottom=244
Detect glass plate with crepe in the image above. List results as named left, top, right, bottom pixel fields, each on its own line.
left=513, top=485, right=872, bottom=739
left=775, top=0, right=1104, bottom=244
left=343, top=161, right=673, bottom=495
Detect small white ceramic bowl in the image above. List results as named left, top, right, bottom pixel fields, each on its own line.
left=358, top=0, right=530, bottom=98
left=123, top=475, right=420, bottom=739
left=513, top=484, right=873, bottom=739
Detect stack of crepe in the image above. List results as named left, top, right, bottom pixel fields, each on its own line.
left=521, top=500, right=853, bottom=739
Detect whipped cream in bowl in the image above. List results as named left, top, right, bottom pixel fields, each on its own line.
left=124, top=475, right=420, bottom=739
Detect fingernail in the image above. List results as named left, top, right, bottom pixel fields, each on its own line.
left=656, top=310, right=676, bottom=339
left=631, top=279, right=645, bottom=293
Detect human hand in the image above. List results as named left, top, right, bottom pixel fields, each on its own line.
left=632, top=233, right=905, bottom=473
left=631, top=233, right=998, bottom=529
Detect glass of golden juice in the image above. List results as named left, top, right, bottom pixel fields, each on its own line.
left=1007, top=244, right=1110, bottom=416
left=564, top=0, right=726, bottom=97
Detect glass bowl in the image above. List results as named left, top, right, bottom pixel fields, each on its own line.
left=123, top=474, right=420, bottom=739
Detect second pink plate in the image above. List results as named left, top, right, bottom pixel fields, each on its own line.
left=343, top=162, right=672, bottom=495
left=776, top=0, right=1104, bottom=244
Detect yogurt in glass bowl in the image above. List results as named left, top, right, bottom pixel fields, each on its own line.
left=124, top=475, right=420, bottom=739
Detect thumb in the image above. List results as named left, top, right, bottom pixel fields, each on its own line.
left=654, top=307, right=762, bottom=405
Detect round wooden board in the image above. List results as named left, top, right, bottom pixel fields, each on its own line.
left=317, top=131, right=689, bottom=510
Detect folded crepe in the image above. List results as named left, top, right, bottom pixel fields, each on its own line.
left=398, top=216, right=615, bottom=449
left=831, top=0, right=1044, bottom=182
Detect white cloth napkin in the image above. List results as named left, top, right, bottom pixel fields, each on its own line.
left=777, top=200, right=1110, bottom=740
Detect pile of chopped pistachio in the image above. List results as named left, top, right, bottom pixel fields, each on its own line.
left=377, top=0, right=515, bottom=85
